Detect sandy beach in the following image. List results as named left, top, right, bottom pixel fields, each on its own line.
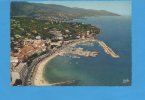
left=32, top=39, right=96, bottom=86
left=32, top=53, right=58, bottom=86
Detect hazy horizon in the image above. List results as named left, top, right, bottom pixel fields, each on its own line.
left=11, top=0, right=131, bottom=16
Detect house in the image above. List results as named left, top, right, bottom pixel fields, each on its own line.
left=81, top=35, right=85, bottom=39
left=63, top=41, right=70, bottom=45
left=65, top=29, right=70, bottom=33
left=87, top=31, right=90, bottom=36
left=36, top=36, right=41, bottom=40
left=49, top=31, right=63, bottom=40
left=76, top=35, right=81, bottom=39
left=57, top=34, right=63, bottom=40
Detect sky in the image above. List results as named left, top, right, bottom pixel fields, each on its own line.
left=12, top=0, right=132, bottom=16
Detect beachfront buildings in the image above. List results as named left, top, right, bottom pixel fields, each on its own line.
left=10, top=30, right=96, bottom=85
left=11, top=34, right=65, bottom=85
left=11, top=37, right=52, bottom=85
left=11, top=62, right=28, bottom=85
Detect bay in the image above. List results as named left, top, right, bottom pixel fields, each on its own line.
left=44, top=16, right=131, bottom=86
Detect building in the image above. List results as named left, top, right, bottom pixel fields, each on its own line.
left=57, top=34, right=63, bottom=40
left=76, top=35, right=81, bottom=39
left=65, top=29, right=70, bottom=33
left=11, top=62, right=28, bottom=85
left=81, top=35, right=85, bottom=39
left=87, top=31, right=90, bottom=36
left=63, top=41, right=70, bottom=45
left=50, top=41, right=63, bottom=47
left=36, top=36, right=41, bottom=40
left=11, top=56, right=19, bottom=69
left=11, top=56, right=19, bottom=63
left=49, top=31, right=63, bottom=40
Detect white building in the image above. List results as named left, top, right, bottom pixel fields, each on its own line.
left=11, top=56, right=19, bottom=63
left=50, top=41, right=63, bottom=47
left=87, top=31, right=90, bottom=35
left=11, top=56, right=19, bottom=68
left=11, top=63, right=28, bottom=85
left=36, top=36, right=41, bottom=40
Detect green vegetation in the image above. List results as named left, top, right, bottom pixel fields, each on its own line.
left=11, top=17, right=100, bottom=38
left=11, top=17, right=100, bottom=50
left=11, top=17, right=52, bottom=39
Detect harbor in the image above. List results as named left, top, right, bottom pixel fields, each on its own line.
left=58, top=47, right=99, bottom=57
left=43, top=16, right=131, bottom=86
left=32, top=39, right=98, bottom=86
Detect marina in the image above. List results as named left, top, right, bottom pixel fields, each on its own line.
left=58, top=47, right=99, bottom=57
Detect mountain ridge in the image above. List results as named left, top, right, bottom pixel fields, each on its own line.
left=11, top=1, right=120, bottom=18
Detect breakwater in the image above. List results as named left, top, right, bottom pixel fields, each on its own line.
left=97, top=40, right=119, bottom=58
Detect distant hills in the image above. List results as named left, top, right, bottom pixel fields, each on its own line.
left=11, top=2, right=119, bottom=18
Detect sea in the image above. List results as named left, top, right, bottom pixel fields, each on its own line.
left=43, top=16, right=132, bottom=86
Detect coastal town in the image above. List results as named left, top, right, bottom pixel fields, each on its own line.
left=10, top=0, right=126, bottom=86
left=10, top=16, right=101, bottom=86
left=10, top=15, right=121, bottom=86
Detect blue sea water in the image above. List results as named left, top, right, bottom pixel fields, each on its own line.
left=44, top=16, right=131, bottom=86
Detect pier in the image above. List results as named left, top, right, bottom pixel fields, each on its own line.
left=97, top=40, right=119, bottom=58
left=58, top=47, right=99, bottom=57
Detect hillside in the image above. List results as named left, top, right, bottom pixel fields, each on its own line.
left=11, top=2, right=119, bottom=18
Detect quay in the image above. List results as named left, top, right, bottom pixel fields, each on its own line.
left=58, top=47, right=98, bottom=57
left=97, top=40, right=119, bottom=58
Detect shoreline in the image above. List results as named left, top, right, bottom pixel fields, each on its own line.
left=32, top=53, right=58, bottom=86
left=32, top=39, right=96, bottom=86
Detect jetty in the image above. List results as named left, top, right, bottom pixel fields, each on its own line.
left=50, top=80, right=77, bottom=86
left=97, top=40, right=119, bottom=58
